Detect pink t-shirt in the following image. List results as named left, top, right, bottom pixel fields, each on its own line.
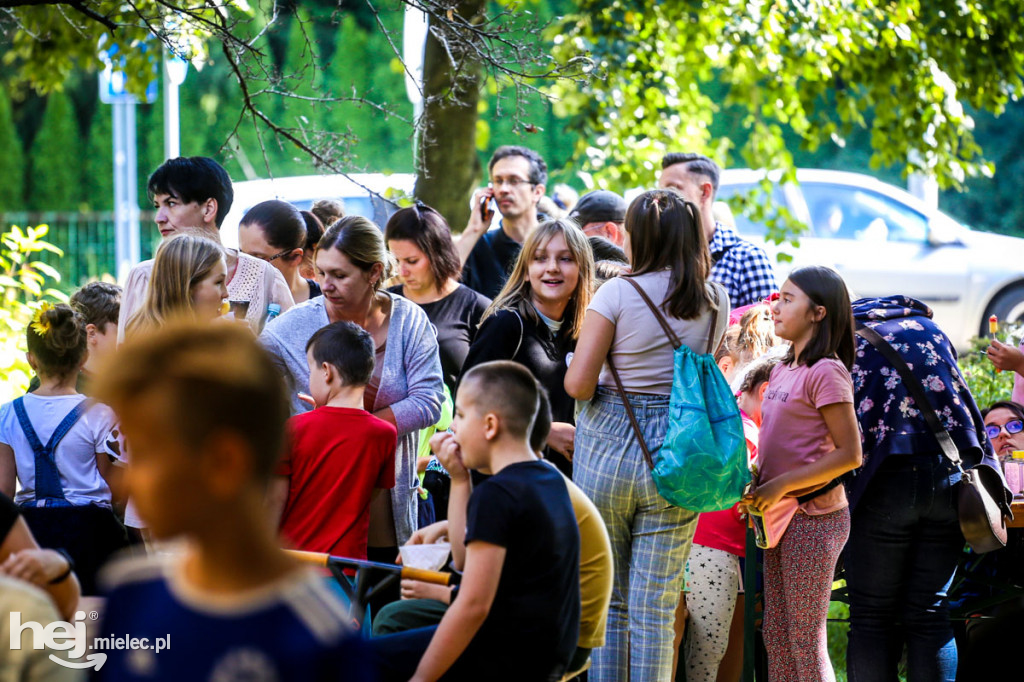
left=757, top=357, right=854, bottom=515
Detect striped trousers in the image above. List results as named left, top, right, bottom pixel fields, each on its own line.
left=573, top=388, right=698, bottom=682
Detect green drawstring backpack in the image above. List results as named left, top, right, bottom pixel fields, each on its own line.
left=607, top=277, right=748, bottom=512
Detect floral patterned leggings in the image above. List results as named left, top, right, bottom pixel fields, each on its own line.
left=763, top=508, right=850, bottom=682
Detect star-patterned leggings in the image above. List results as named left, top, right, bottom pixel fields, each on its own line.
left=763, top=508, right=850, bottom=682
left=684, top=543, right=743, bottom=682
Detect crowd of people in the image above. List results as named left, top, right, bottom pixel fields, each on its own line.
left=0, top=147, right=1019, bottom=682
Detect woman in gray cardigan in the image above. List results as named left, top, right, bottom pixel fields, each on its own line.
left=260, top=216, right=444, bottom=548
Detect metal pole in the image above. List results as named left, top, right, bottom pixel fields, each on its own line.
left=125, top=102, right=140, bottom=268
left=113, top=101, right=140, bottom=281
left=163, top=54, right=180, bottom=160
left=908, top=172, right=939, bottom=210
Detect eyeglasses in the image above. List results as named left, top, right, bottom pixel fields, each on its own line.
left=252, top=249, right=294, bottom=263
left=985, top=419, right=1024, bottom=439
left=489, top=177, right=535, bottom=189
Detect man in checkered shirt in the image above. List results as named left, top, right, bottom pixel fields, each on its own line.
left=658, top=153, right=777, bottom=307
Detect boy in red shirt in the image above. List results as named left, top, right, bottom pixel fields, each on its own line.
left=269, top=321, right=397, bottom=560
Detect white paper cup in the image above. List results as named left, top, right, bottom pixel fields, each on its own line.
left=399, top=542, right=451, bottom=571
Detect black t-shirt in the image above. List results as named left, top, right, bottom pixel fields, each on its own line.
left=306, top=278, right=322, bottom=299
left=463, top=460, right=580, bottom=679
left=461, top=226, right=522, bottom=300
left=388, top=285, right=491, bottom=394
left=460, top=307, right=577, bottom=475
left=1, top=492, right=19, bottom=541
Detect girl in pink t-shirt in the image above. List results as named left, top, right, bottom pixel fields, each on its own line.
left=746, top=266, right=863, bottom=682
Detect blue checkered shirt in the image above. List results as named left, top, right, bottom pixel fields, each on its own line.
left=709, top=222, right=778, bottom=307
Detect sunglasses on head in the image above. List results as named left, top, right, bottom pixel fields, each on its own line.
left=986, top=419, right=1024, bottom=439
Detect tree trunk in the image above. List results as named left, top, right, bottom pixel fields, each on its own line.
left=415, top=1, right=486, bottom=234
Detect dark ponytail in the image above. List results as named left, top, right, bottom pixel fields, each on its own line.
left=625, top=189, right=713, bottom=320
left=240, top=200, right=306, bottom=252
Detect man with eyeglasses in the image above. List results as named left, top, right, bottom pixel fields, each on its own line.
left=117, top=157, right=294, bottom=341
left=458, top=145, right=548, bottom=299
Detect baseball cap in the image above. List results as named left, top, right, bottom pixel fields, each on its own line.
left=569, top=190, right=627, bottom=226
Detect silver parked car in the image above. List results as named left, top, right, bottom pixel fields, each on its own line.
left=717, top=169, right=1024, bottom=350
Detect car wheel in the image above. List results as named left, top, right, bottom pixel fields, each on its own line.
left=981, top=283, right=1024, bottom=336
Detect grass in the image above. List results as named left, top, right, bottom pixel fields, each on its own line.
left=827, top=601, right=850, bottom=682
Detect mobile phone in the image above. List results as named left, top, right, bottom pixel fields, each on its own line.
left=479, top=195, right=495, bottom=223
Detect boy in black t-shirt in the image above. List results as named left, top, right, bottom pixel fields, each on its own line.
left=371, top=360, right=580, bottom=682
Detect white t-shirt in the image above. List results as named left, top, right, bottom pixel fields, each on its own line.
left=0, top=394, right=117, bottom=507
left=589, top=270, right=730, bottom=395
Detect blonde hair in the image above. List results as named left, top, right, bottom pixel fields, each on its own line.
left=715, top=303, right=780, bottom=367
left=127, top=233, right=225, bottom=338
left=317, top=215, right=394, bottom=292
left=481, top=219, right=594, bottom=340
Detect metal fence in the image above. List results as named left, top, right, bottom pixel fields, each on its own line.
left=0, top=211, right=161, bottom=291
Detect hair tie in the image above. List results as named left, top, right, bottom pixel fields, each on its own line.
left=30, top=302, right=54, bottom=337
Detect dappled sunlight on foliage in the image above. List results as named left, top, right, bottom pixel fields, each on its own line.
left=0, top=224, right=68, bottom=402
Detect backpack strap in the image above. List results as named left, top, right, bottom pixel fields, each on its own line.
left=511, top=309, right=525, bottom=359
left=606, top=356, right=656, bottom=471
left=619, top=276, right=682, bottom=348
left=620, top=276, right=725, bottom=354
left=705, top=282, right=727, bottom=356
left=12, top=397, right=88, bottom=506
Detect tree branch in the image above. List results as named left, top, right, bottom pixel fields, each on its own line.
left=67, top=1, right=116, bottom=32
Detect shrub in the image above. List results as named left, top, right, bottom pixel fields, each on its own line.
left=959, top=327, right=1017, bottom=411
left=0, top=224, right=68, bottom=402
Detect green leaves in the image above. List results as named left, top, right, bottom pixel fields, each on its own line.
left=3, top=2, right=255, bottom=99
left=551, top=0, right=1024, bottom=198
left=0, top=88, right=24, bottom=211
left=0, top=224, right=68, bottom=402
left=27, top=92, right=81, bottom=211
left=959, top=329, right=1016, bottom=414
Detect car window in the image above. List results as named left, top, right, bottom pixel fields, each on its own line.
left=802, top=183, right=928, bottom=243
left=714, top=183, right=788, bottom=237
